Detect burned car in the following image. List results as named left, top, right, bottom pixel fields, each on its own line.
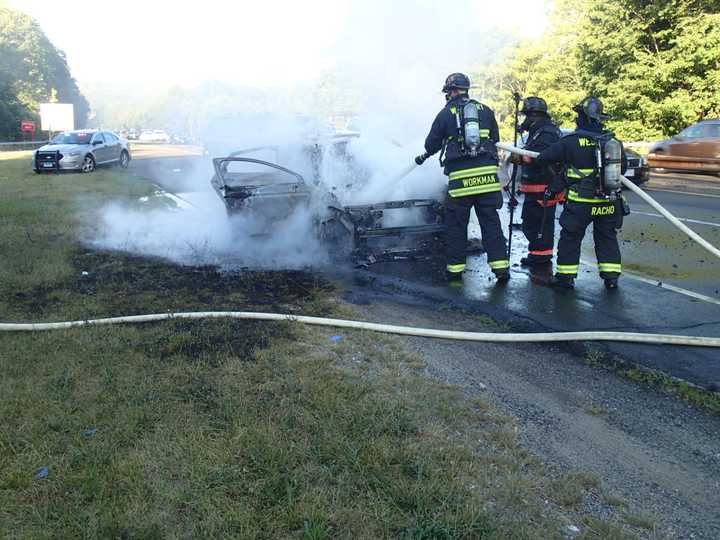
left=210, top=147, right=445, bottom=267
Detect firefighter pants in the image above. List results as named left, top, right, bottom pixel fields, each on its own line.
left=445, top=192, right=509, bottom=275
left=521, top=200, right=557, bottom=263
left=556, top=200, right=622, bottom=278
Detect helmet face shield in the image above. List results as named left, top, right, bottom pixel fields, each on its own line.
left=574, top=96, right=610, bottom=121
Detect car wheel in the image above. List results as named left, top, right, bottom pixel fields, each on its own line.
left=81, top=155, right=96, bottom=173
left=119, top=150, right=130, bottom=168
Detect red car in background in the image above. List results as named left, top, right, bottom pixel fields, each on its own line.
left=647, top=119, right=720, bottom=175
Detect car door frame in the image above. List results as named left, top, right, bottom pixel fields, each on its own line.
left=103, top=131, right=121, bottom=162
left=91, top=132, right=110, bottom=163
left=667, top=124, right=704, bottom=158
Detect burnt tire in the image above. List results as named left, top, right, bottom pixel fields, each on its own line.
left=81, top=155, right=96, bottom=173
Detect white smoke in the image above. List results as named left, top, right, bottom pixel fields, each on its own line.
left=328, top=0, right=497, bottom=204
left=88, top=0, right=507, bottom=268
left=88, top=152, right=327, bottom=268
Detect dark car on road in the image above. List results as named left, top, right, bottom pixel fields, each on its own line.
left=33, top=130, right=131, bottom=173
left=623, top=147, right=649, bottom=185
left=647, top=119, right=720, bottom=175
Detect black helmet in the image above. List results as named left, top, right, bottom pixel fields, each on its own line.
left=520, top=96, right=548, bottom=115
left=442, top=73, right=471, bottom=93
left=573, top=96, right=609, bottom=122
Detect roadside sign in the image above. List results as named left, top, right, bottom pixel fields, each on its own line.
left=40, top=103, right=74, bottom=132
left=21, top=121, right=36, bottom=132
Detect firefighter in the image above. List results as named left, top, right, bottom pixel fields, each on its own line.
left=529, top=96, right=626, bottom=289
left=415, top=73, right=509, bottom=282
left=514, top=97, right=562, bottom=267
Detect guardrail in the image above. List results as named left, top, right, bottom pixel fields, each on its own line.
left=0, top=141, right=48, bottom=152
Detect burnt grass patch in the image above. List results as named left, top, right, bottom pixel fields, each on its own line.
left=8, top=248, right=335, bottom=320
left=137, top=319, right=293, bottom=364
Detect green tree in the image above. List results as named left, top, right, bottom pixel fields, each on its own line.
left=0, top=4, right=89, bottom=139
left=577, top=0, right=720, bottom=139
left=495, top=0, right=720, bottom=141
left=477, top=1, right=590, bottom=138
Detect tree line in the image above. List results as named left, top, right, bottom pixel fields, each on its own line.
left=479, top=0, right=720, bottom=141
left=0, top=3, right=89, bottom=141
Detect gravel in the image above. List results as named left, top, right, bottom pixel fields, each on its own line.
left=351, top=294, right=720, bottom=540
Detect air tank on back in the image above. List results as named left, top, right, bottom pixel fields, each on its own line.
left=463, top=101, right=481, bottom=156
left=602, top=138, right=622, bottom=194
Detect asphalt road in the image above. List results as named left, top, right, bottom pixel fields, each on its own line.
left=368, top=174, right=720, bottom=389
left=131, top=154, right=720, bottom=389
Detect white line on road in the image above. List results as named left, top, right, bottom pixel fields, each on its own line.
left=579, top=258, right=720, bottom=307
left=645, top=187, right=720, bottom=199
left=631, top=210, right=720, bottom=228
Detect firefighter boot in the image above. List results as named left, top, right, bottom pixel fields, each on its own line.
left=604, top=277, right=619, bottom=290
left=520, top=256, right=552, bottom=267
left=493, top=269, right=510, bottom=283
left=550, top=274, right=574, bottom=289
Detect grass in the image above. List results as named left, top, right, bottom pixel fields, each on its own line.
left=0, top=154, right=646, bottom=538
left=547, top=472, right=602, bottom=509
left=621, top=367, right=720, bottom=415
left=579, top=345, right=720, bottom=415
left=621, top=513, right=656, bottom=531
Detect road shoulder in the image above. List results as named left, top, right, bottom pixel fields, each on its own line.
left=348, top=293, right=720, bottom=540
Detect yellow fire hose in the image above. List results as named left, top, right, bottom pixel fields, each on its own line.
left=0, top=312, right=718, bottom=347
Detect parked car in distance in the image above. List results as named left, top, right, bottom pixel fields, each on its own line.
left=623, top=147, right=649, bottom=185
left=33, top=130, right=131, bottom=173
left=138, top=129, right=171, bottom=143
left=647, top=119, right=720, bottom=175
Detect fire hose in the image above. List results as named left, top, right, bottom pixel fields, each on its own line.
left=0, top=311, right=719, bottom=347
left=495, top=142, right=720, bottom=261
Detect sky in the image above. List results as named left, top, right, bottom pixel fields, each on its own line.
left=9, top=0, right=549, bottom=89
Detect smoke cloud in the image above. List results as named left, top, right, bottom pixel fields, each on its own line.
left=88, top=0, right=508, bottom=269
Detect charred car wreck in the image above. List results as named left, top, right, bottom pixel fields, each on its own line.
left=210, top=148, right=446, bottom=267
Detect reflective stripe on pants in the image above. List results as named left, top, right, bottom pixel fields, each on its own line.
left=447, top=263, right=466, bottom=273
left=556, top=201, right=622, bottom=277
left=489, top=259, right=510, bottom=270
